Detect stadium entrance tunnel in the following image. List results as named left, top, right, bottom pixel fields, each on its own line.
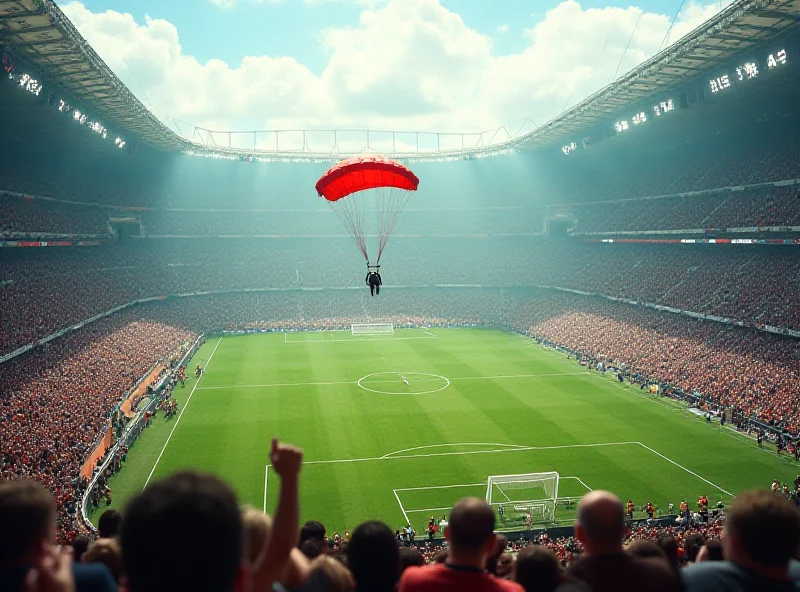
left=357, top=372, right=450, bottom=395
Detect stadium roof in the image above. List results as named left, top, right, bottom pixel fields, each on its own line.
left=0, top=0, right=797, bottom=158
left=0, top=0, right=186, bottom=151
left=517, top=0, right=800, bottom=149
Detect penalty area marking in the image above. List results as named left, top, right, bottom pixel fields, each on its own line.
left=263, top=440, right=734, bottom=512
left=382, top=442, right=527, bottom=459
left=357, top=372, right=451, bottom=395
left=394, top=476, right=593, bottom=517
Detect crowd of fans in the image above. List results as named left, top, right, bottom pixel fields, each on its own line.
left=506, top=290, right=800, bottom=432
left=3, top=238, right=798, bottom=357
left=3, top=458, right=800, bottom=592
left=0, top=193, right=112, bottom=239
left=568, top=186, right=800, bottom=234
left=2, top=180, right=798, bottom=240
left=538, top=140, right=800, bottom=204
left=0, top=309, right=195, bottom=543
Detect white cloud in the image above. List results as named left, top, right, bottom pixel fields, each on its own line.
left=496, top=23, right=509, bottom=34
left=62, top=0, right=729, bottom=145
left=209, top=0, right=283, bottom=8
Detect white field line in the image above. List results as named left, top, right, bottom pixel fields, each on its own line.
left=301, top=441, right=639, bottom=466
left=636, top=442, right=734, bottom=497
left=572, top=476, right=594, bottom=492
left=450, top=372, right=589, bottom=381
left=718, top=428, right=782, bottom=459
left=421, top=329, right=438, bottom=338
left=197, top=380, right=355, bottom=391
left=382, top=442, right=527, bottom=459
left=394, top=482, right=484, bottom=492
left=143, top=336, right=223, bottom=489
left=196, top=372, right=588, bottom=391
left=517, top=337, right=681, bottom=415
left=405, top=505, right=455, bottom=513
left=264, top=466, right=271, bottom=513
left=393, top=489, right=410, bottom=524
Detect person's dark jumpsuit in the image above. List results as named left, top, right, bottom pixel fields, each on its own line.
left=366, top=271, right=382, bottom=296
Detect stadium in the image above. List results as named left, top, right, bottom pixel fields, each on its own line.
left=1, top=0, right=800, bottom=590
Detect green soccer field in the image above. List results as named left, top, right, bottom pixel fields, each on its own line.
left=95, top=327, right=799, bottom=533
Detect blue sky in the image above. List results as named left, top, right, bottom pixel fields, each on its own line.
left=62, top=0, right=728, bottom=148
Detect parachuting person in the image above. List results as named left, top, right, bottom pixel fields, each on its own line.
left=315, top=155, right=419, bottom=285
left=365, top=266, right=382, bottom=296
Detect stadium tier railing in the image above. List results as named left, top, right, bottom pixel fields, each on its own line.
left=79, top=334, right=204, bottom=534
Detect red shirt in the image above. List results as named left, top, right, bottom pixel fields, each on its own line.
left=400, top=563, right=524, bottom=592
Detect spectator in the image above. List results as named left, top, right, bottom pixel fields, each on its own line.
left=657, top=535, right=681, bottom=571
left=70, top=537, right=91, bottom=563
left=121, top=471, right=245, bottom=592
left=346, top=521, right=400, bottom=592
left=82, top=539, right=124, bottom=584
left=513, top=546, right=564, bottom=592
left=0, top=479, right=115, bottom=592
left=241, top=506, right=272, bottom=566
left=683, top=490, right=800, bottom=591
left=97, top=510, right=123, bottom=540
left=626, top=540, right=667, bottom=560
left=696, top=540, right=725, bottom=562
left=487, top=534, right=509, bottom=575
left=496, top=553, right=515, bottom=579
left=241, top=505, right=312, bottom=590
left=400, top=497, right=524, bottom=592
left=120, top=439, right=302, bottom=592
left=566, top=491, right=681, bottom=592
left=400, top=547, right=425, bottom=573
left=309, top=556, right=355, bottom=592
left=684, top=533, right=706, bottom=565
left=301, top=520, right=328, bottom=548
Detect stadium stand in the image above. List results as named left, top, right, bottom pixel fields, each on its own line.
left=0, top=309, right=194, bottom=542
left=569, top=186, right=800, bottom=234
left=2, top=239, right=798, bottom=358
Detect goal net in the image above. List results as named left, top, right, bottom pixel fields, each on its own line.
left=486, top=472, right=559, bottom=524
left=351, top=323, right=394, bottom=335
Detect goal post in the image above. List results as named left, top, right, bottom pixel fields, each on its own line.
left=486, top=472, right=560, bottom=524
left=351, top=323, right=394, bottom=335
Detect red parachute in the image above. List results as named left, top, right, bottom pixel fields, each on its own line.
left=316, top=155, right=419, bottom=265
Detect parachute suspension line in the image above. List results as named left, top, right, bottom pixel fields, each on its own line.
left=330, top=196, right=368, bottom=261
left=375, top=187, right=412, bottom=264
left=315, top=155, right=418, bottom=265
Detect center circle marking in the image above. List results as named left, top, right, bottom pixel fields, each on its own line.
left=357, top=372, right=451, bottom=395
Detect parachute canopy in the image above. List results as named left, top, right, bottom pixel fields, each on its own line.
left=316, top=155, right=419, bottom=264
